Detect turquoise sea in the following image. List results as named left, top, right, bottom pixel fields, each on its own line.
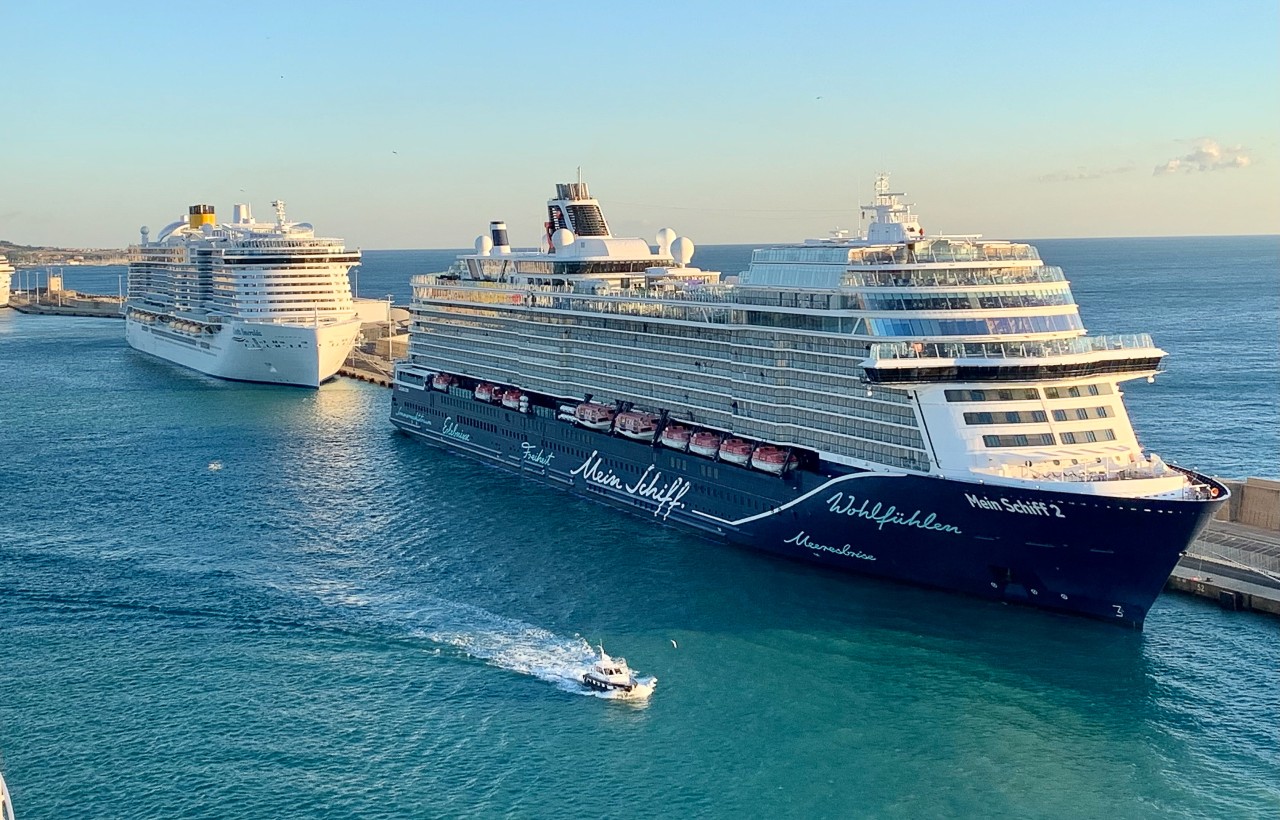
left=1, top=237, right=1277, bottom=818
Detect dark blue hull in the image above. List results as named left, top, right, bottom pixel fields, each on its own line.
left=390, top=382, right=1226, bottom=628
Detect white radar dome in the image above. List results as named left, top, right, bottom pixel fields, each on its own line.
left=671, top=236, right=695, bottom=266
left=552, top=228, right=576, bottom=249
left=475, top=234, right=494, bottom=255
left=656, top=227, right=677, bottom=254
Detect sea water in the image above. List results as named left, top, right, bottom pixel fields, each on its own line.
left=1, top=237, right=1276, bottom=818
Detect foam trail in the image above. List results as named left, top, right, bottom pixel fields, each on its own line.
left=303, top=581, right=646, bottom=700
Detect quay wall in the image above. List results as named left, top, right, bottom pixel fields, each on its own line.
left=1214, top=477, right=1280, bottom=531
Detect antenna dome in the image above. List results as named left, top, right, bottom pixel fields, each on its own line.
left=656, top=227, right=676, bottom=253
left=552, top=228, right=575, bottom=249
left=475, top=235, right=494, bottom=255
left=671, top=236, right=694, bottom=266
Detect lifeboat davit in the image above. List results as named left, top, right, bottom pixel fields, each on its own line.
left=750, top=445, right=796, bottom=475
left=574, top=402, right=616, bottom=430
left=659, top=424, right=691, bottom=451
left=689, top=431, right=722, bottom=458
left=718, top=438, right=753, bottom=465
left=431, top=373, right=455, bottom=391
left=614, top=411, right=658, bottom=441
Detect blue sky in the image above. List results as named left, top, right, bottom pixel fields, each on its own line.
left=1, top=0, right=1276, bottom=248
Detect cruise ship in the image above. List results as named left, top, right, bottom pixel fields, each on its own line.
left=125, top=201, right=361, bottom=387
left=390, top=178, right=1227, bottom=628
left=0, top=254, right=13, bottom=307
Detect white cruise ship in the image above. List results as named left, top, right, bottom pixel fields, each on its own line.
left=0, top=254, right=13, bottom=308
left=125, top=201, right=361, bottom=387
left=389, top=178, right=1226, bottom=628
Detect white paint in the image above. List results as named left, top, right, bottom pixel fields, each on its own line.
left=441, top=417, right=472, bottom=442
left=784, top=530, right=876, bottom=561
left=569, top=450, right=692, bottom=520
left=521, top=442, right=554, bottom=467
left=824, top=491, right=963, bottom=534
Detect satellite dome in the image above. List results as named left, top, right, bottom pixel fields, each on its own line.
left=475, top=234, right=494, bottom=255
left=671, top=236, right=695, bottom=266
left=656, top=227, right=676, bottom=254
left=552, top=228, right=575, bottom=249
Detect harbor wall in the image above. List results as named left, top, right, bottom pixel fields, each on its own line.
left=1214, top=477, right=1280, bottom=531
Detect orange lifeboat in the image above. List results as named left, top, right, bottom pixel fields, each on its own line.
left=574, top=402, right=616, bottom=430
left=750, top=445, right=796, bottom=475
left=659, top=424, right=691, bottom=451
left=689, top=431, right=722, bottom=458
left=718, top=438, right=753, bottom=466
left=614, top=411, right=658, bottom=441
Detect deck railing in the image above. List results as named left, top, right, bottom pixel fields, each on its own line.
left=868, top=334, right=1157, bottom=362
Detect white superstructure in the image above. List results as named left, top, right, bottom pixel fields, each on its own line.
left=400, top=177, right=1199, bottom=501
left=0, top=254, right=13, bottom=308
left=125, top=201, right=361, bottom=387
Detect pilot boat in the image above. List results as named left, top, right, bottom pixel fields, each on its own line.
left=581, top=646, right=657, bottom=698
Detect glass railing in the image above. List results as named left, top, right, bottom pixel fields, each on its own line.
left=846, top=242, right=1041, bottom=266
left=844, top=265, right=1066, bottom=288
left=868, top=333, right=1158, bottom=362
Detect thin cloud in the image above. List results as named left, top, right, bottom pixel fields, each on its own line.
left=1039, top=165, right=1135, bottom=183
left=1154, top=138, right=1252, bottom=175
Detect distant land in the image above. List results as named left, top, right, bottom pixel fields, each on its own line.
left=0, top=240, right=128, bottom=267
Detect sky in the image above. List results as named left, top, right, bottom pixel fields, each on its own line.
left=1, top=0, right=1277, bottom=249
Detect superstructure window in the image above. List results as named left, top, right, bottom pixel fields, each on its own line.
left=1052, top=406, right=1112, bottom=422
left=1043, top=384, right=1113, bottom=399
left=945, top=388, right=1039, bottom=402
left=982, top=433, right=1056, bottom=448
left=964, top=410, right=1048, bottom=425
left=867, top=314, right=1082, bottom=336
left=1059, top=429, right=1117, bottom=444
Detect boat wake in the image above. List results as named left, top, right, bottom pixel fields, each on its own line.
left=300, top=582, right=649, bottom=701
left=423, top=624, right=621, bottom=699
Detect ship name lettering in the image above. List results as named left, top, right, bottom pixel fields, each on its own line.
left=784, top=530, right=875, bottom=561
left=966, top=493, right=1064, bottom=518
left=441, top=417, right=471, bottom=442
left=570, top=451, right=692, bottom=520
left=521, top=442, right=554, bottom=467
left=824, top=492, right=962, bottom=534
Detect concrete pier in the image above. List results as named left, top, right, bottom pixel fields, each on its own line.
left=9, top=290, right=123, bottom=317
left=1167, top=478, right=1280, bottom=617
left=337, top=316, right=400, bottom=388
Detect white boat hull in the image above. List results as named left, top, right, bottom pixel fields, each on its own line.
left=125, top=315, right=359, bottom=387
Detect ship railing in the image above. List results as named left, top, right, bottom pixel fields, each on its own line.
left=868, top=333, right=1158, bottom=362
left=847, top=243, right=1041, bottom=267
left=410, top=275, right=740, bottom=305
left=843, top=265, right=1067, bottom=288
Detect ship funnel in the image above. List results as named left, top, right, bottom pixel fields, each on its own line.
left=490, top=221, right=511, bottom=255
left=188, top=204, right=216, bottom=229
left=233, top=203, right=253, bottom=224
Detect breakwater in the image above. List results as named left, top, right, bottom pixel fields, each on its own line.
left=8, top=290, right=123, bottom=317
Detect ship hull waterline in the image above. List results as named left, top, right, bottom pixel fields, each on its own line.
left=126, top=315, right=360, bottom=388
left=390, top=381, right=1226, bottom=629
